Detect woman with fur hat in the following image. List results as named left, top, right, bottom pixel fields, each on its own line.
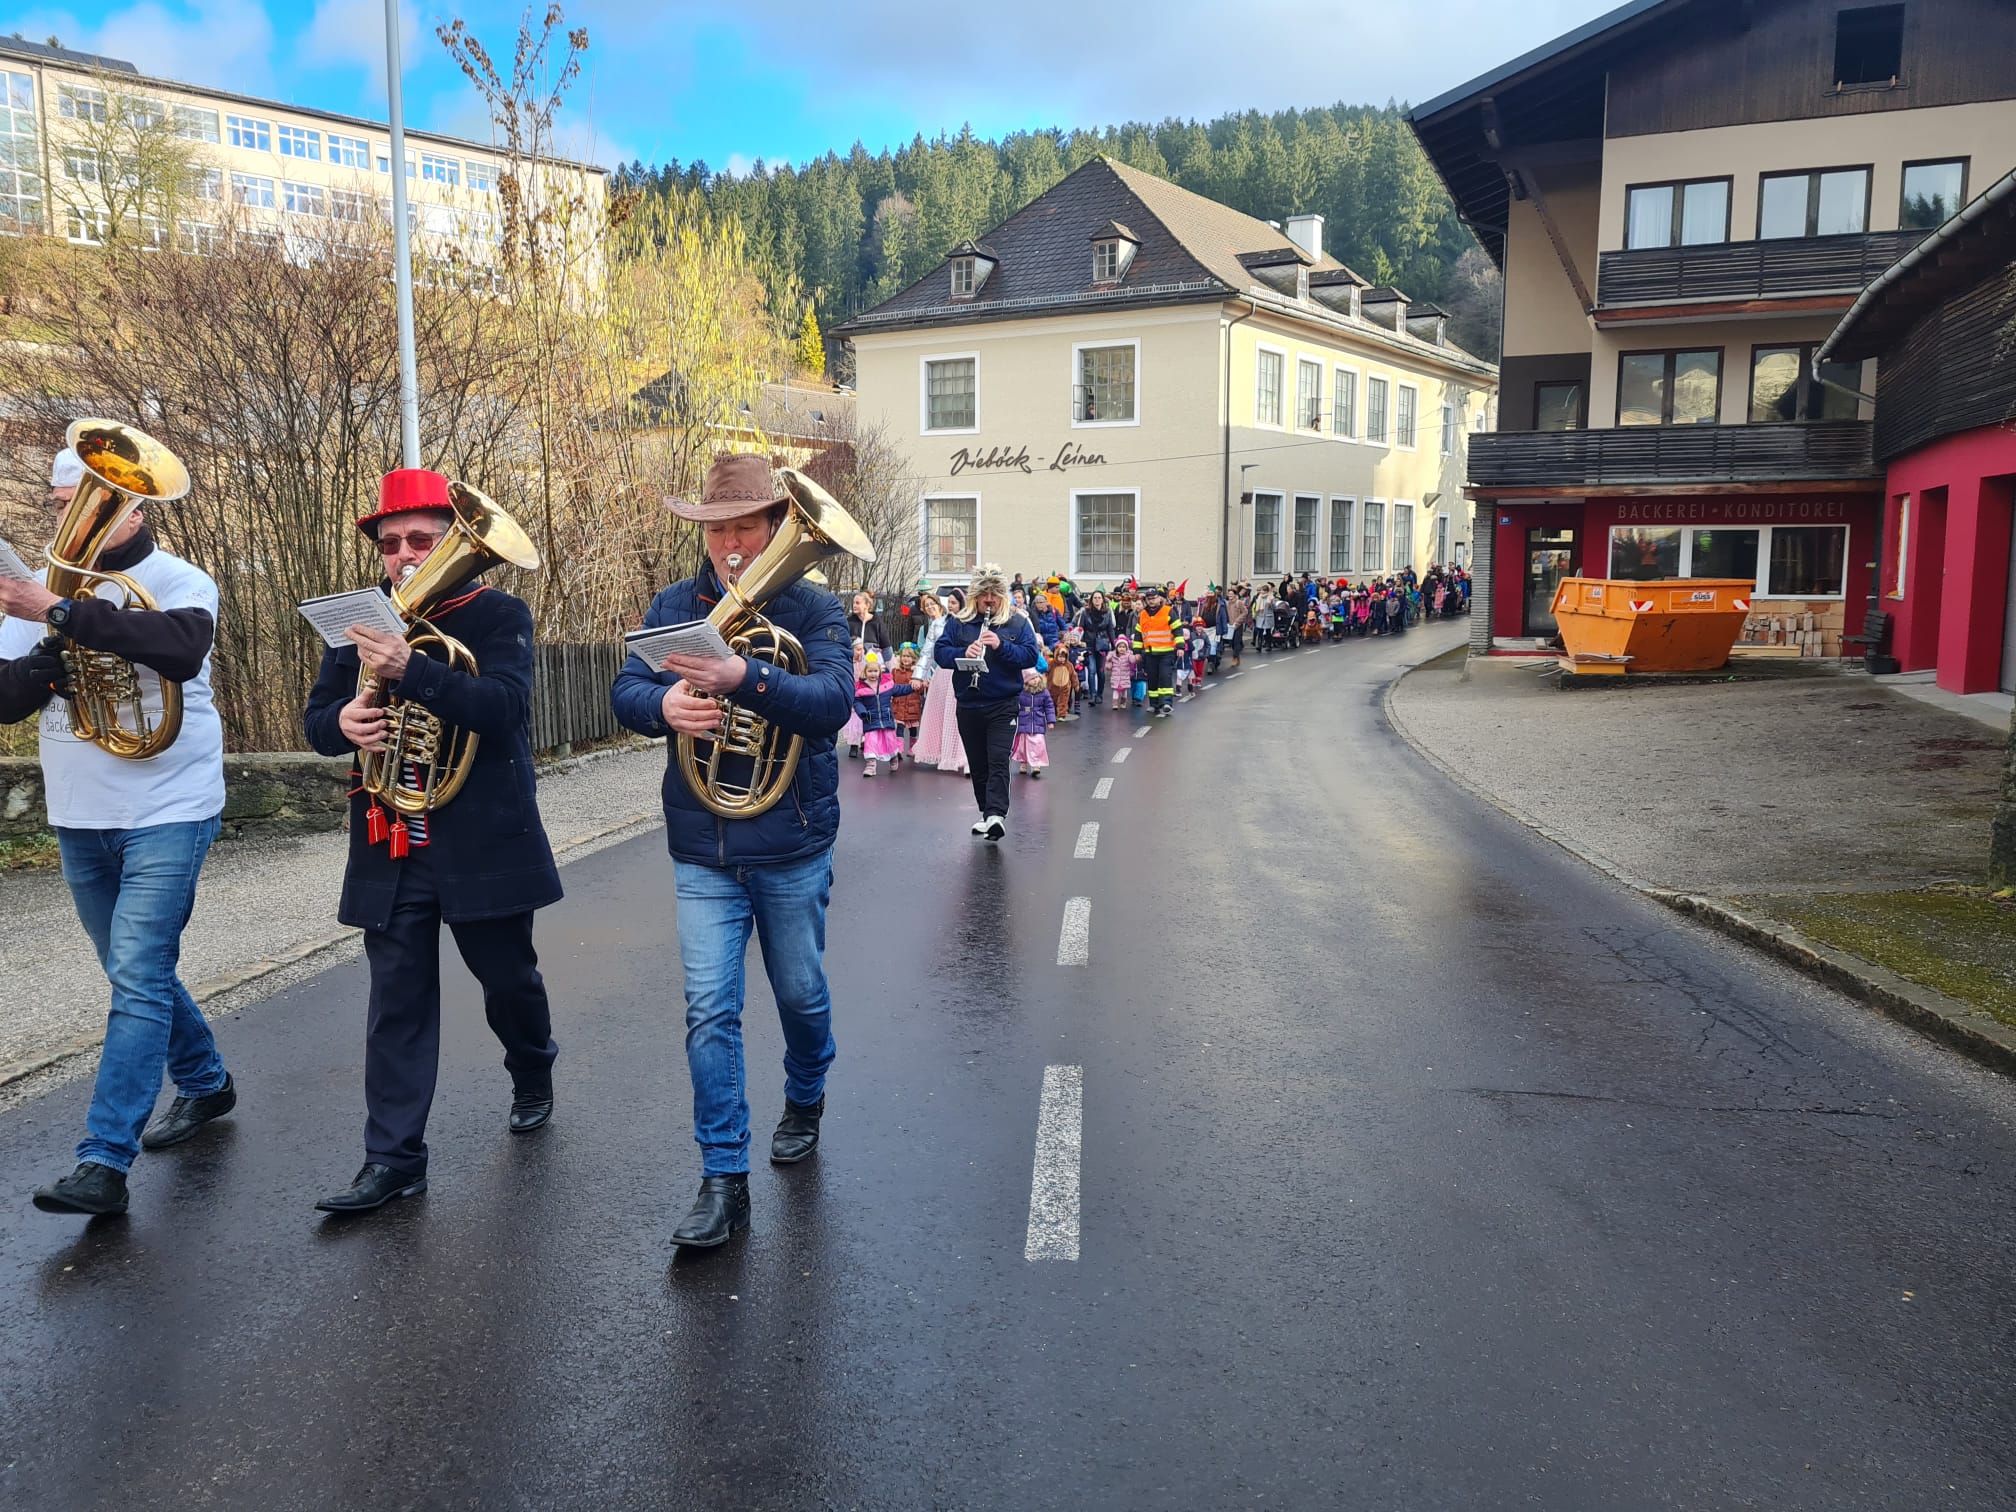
left=932, top=564, right=1040, bottom=840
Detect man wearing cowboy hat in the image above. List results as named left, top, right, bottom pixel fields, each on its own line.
left=610, top=453, right=855, bottom=1251
left=301, top=467, right=563, bottom=1215
left=1, top=442, right=238, bottom=1218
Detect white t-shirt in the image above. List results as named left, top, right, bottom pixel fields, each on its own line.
left=0, top=549, right=226, bottom=829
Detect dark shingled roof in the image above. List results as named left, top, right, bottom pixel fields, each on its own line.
left=833, top=156, right=1355, bottom=337
left=0, top=36, right=140, bottom=73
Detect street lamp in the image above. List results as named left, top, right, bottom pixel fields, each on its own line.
left=383, top=0, right=419, bottom=467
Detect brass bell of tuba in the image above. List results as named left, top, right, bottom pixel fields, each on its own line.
left=45, top=419, right=192, bottom=760
left=676, top=467, right=878, bottom=819
left=355, top=480, right=540, bottom=816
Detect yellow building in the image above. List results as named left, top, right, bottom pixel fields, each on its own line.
left=0, top=35, right=605, bottom=268
left=834, top=157, right=1497, bottom=591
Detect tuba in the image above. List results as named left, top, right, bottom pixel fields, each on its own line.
left=46, top=420, right=192, bottom=760
left=356, top=480, right=540, bottom=816
left=677, top=467, right=877, bottom=818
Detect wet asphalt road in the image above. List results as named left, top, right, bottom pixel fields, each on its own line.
left=4, top=626, right=2016, bottom=1512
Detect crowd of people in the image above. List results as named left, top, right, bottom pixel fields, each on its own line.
left=833, top=562, right=1473, bottom=815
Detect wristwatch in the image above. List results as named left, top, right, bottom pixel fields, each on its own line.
left=46, top=597, right=76, bottom=635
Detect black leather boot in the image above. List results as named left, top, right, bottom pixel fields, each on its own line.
left=508, top=1087, right=554, bottom=1133
left=32, top=1162, right=128, bottom=1216
left=141, top=1074, right=237, bottom=1150
left=314, top=1163, right=428, bottom=1214
left=770, top=1097, right=824, bottom=1165
left=671, top=1173, right=750, bottom=1248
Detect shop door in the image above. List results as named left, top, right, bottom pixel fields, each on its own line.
left=1524, top=527, right=1576, bottom=635
left=2001, top=522, right=2016, bottom=694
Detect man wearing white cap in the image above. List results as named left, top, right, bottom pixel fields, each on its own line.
left=0, top=440, right=236, bottom=1218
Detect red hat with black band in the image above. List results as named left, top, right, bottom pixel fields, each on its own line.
left=356, top=467, right=453, bottom=538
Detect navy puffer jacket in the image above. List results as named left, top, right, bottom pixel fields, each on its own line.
left=610, top=566, right=853, bottom=867
left=934, top=610, right=1041, bottom=703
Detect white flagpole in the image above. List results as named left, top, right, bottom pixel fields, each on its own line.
left=384, top=0, right=420, bottom=468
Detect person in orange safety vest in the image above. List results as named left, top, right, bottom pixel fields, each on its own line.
left=1131, top=585, right=1181, bottom=717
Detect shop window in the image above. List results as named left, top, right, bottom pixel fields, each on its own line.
left=1900, top=160, right=1967, bottom=230
left=1750, top=345, right=1860, bottom=423
left=1689, top=528, right=1760, bottom=581
left=1768, top=526, right=1847, bottom=596
left=1618, top=350, right=1721, bottom=426
left=1611, top=525, right=1682, bottom=580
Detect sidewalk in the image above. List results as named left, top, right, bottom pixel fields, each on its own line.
left=0, top=743, right=669, bottom=1100
left=1389, top=652, right=2016, bottom=1071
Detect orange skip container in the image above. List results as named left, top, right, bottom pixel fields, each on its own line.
left=1549, top=578, right=1754, bottom=676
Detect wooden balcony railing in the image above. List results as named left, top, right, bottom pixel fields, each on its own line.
left=1595, top=230, right=1925, bottom=308
left=1469, top=421, right=1878, bottom=490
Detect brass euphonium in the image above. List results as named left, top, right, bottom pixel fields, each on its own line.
left=46, top=419, right=192, bottom=760
left=356, top=480, right=540, bottom=815
left=677, top=467, right=878, bottom=819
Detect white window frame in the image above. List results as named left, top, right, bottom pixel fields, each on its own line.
left=466, top=159, right=498, bottom=192
left=277, top=124, right=321, bottom=162
left=66, top=206, right=108, bottom=245
left=1440, top=400, right=1457, bottom=456
left=329, top=187, right=371, bottom=223
left=58, top=84, right=107, bottom=123
left=328, top=132, right=370, bottom=170
left=419, top=151, right=461, bottom=186
left=1093, top=239, right=1121, bottom=282
left=1071, top=337, right=1141, bottom=429
left=1603, top=523, right=1851, bottom=601
left=920, top=493, right=982, bottom=580
left=949, top=257, right=975, bottom=297
left=1395, top=383, right=1420, bottom=451
left=1291, top=492, right=1323, bottom=573
left=1891, top=496, right=1909, bottom=598
left=1365, top=375, right=1390, bottom=446
left=230, top=172, right=276, bottom=209
left=172, top=105, right=219, bottom=143
left=1392, top=501, right=1417, bottom=571
left=1070, top=487, right=1141, bottom=581
left=62, top=147, right=101, bottom=184
left=1296, top=356, right=1325, bottom=432
left=1251, top=489, right=1285, bottom=576
left=226, top=114, right=271, bottom=152
left=175, top=219, right=218, bottom=256
left=1362, top=499, right=1386, bottom=573
left=1332, top=364, right=1358, bottom=441
left=1328, top=497, right=1355, bottom=573
left=283, top=180, right=325, bottom=217
left=919, top=351, right=980, bottom=436
left=1254, top=343, right=1287, bottom=430
left=1435, top=513, right=1451, bottom=568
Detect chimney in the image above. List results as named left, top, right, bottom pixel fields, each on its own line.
left=1285, top=213, right=1324, bottom=262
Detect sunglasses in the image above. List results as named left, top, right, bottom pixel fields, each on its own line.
left=375, top=531, right=444, bottom=556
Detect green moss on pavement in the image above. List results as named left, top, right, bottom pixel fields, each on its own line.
left=1735, top=888, right=2016, bottom=1029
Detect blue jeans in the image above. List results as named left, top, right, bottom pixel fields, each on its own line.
left=673, top=850, right=837, bottom=1175
left=57, top=815, right=227, bottom=1173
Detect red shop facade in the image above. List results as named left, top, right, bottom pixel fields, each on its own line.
left=1487, top=492, right=1879, bottom=653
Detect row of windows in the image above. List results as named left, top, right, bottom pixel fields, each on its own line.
left=1534, top=344, right=1862, bottom=430
left=1254, top=347, right=1467, bottom=454
left=51, top=82, right=498, bottom=190
left=1, top=70, right=40, bottom=233
left=1252, top=493, right=1449, bottom=577
left=922, top=344, right=1145, bottom=433
left=1609, top=524, right=1848, bottom=600
left=920, top=491, right=1140, bottom=578
left=1623, top=157, right=1969, bottom=250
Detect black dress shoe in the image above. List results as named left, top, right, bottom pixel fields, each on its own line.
left=509, top=1088, right=553, bottom=1133
left=314, top=1163, right=427, bottom=1214
left=32, top=1162, right=128, bottom=1216
left=671, top=1174, right=750, bottom=1248
left=770, top=1097, right=824, bottom=1165
left=140, top=1073, right=237, bottom=1150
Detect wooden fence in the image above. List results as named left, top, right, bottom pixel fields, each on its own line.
left=530, top=643, right=627, bottom=754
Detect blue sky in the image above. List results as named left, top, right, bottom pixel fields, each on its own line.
left=9, top=0, right=1621, bottom=172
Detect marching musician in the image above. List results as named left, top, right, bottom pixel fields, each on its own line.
left=302, top=468, right=561, bottom=1215
left=609, top=453, right=854, bottom=1251
left=0, top=445, right=237, bottom=1218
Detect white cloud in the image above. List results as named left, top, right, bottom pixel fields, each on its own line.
left=11, top=0, right=278, bottom=95
left=299, top=0, right=418, bottom=93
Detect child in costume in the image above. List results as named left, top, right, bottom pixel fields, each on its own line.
left=853, top=648, right=901, bottom=778
left=841, top=640, right=866, bottom=754
left=1105, top=640, right=1135, bottom=711
left=1190, top=619, right=1209, bottom=690
left=1046, top=639, right=1078, bottom=721
left=890, top=643, right=926, bottom=764
left=1014, top=669, right=1056, bottom=777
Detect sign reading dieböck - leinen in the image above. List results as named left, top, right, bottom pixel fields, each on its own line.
left=948, top=442, right=1108, bottom=476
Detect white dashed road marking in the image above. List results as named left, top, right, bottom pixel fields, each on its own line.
left=1111, top=748, right=1131, bottom=764
left=1203, top=682, right=1217, bottom=689
left=1227, top=671, right=1244, bottom=679
left=1134, top=725, right=1151, bottom=738
left=1057, top=896, right=1091, bottom=965
left=1074, top=822, right=1099, bottom=859
left=1304, top=649, right=1320, bottom=656
left=1092, top=777, right=1113, bottom=799
left=1025, top=1065, right=1082, bottom=1261
left=1252, top=664, right=1269, bottom=672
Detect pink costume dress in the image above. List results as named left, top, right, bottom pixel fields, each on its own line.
left=913, top=659, right=968, bottom=774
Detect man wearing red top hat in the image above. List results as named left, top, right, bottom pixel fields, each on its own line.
left=301, top=468, right=563, bottom=1215
left=610, top=452, right=854, bottom=1251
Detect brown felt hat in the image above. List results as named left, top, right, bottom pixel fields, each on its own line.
left=665, top=453, right=789, bottom=522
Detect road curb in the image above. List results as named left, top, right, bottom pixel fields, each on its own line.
left=1383, top=663, right=2016, bottom=1081
left=0, top=806, right=664, bottom=1093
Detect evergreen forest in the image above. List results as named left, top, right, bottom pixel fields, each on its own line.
left=612, top=103, right=1504, bottom=362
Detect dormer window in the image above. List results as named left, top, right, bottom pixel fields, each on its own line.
left=945, top=240, right=996, bottom=298
left=951, top=257, right=976, bottom=297
left=1094, top=240, right=1122, bottom=282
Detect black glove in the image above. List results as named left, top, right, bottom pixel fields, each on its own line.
left=20, top=637, right=75, bottom=698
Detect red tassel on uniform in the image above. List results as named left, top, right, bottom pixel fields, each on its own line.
left=388, top=819, right=410, bottom=859
left=365, top=804, right=389, bottom=846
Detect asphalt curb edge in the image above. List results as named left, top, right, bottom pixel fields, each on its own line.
left=1382, top=662, right=2016, bottom=1081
